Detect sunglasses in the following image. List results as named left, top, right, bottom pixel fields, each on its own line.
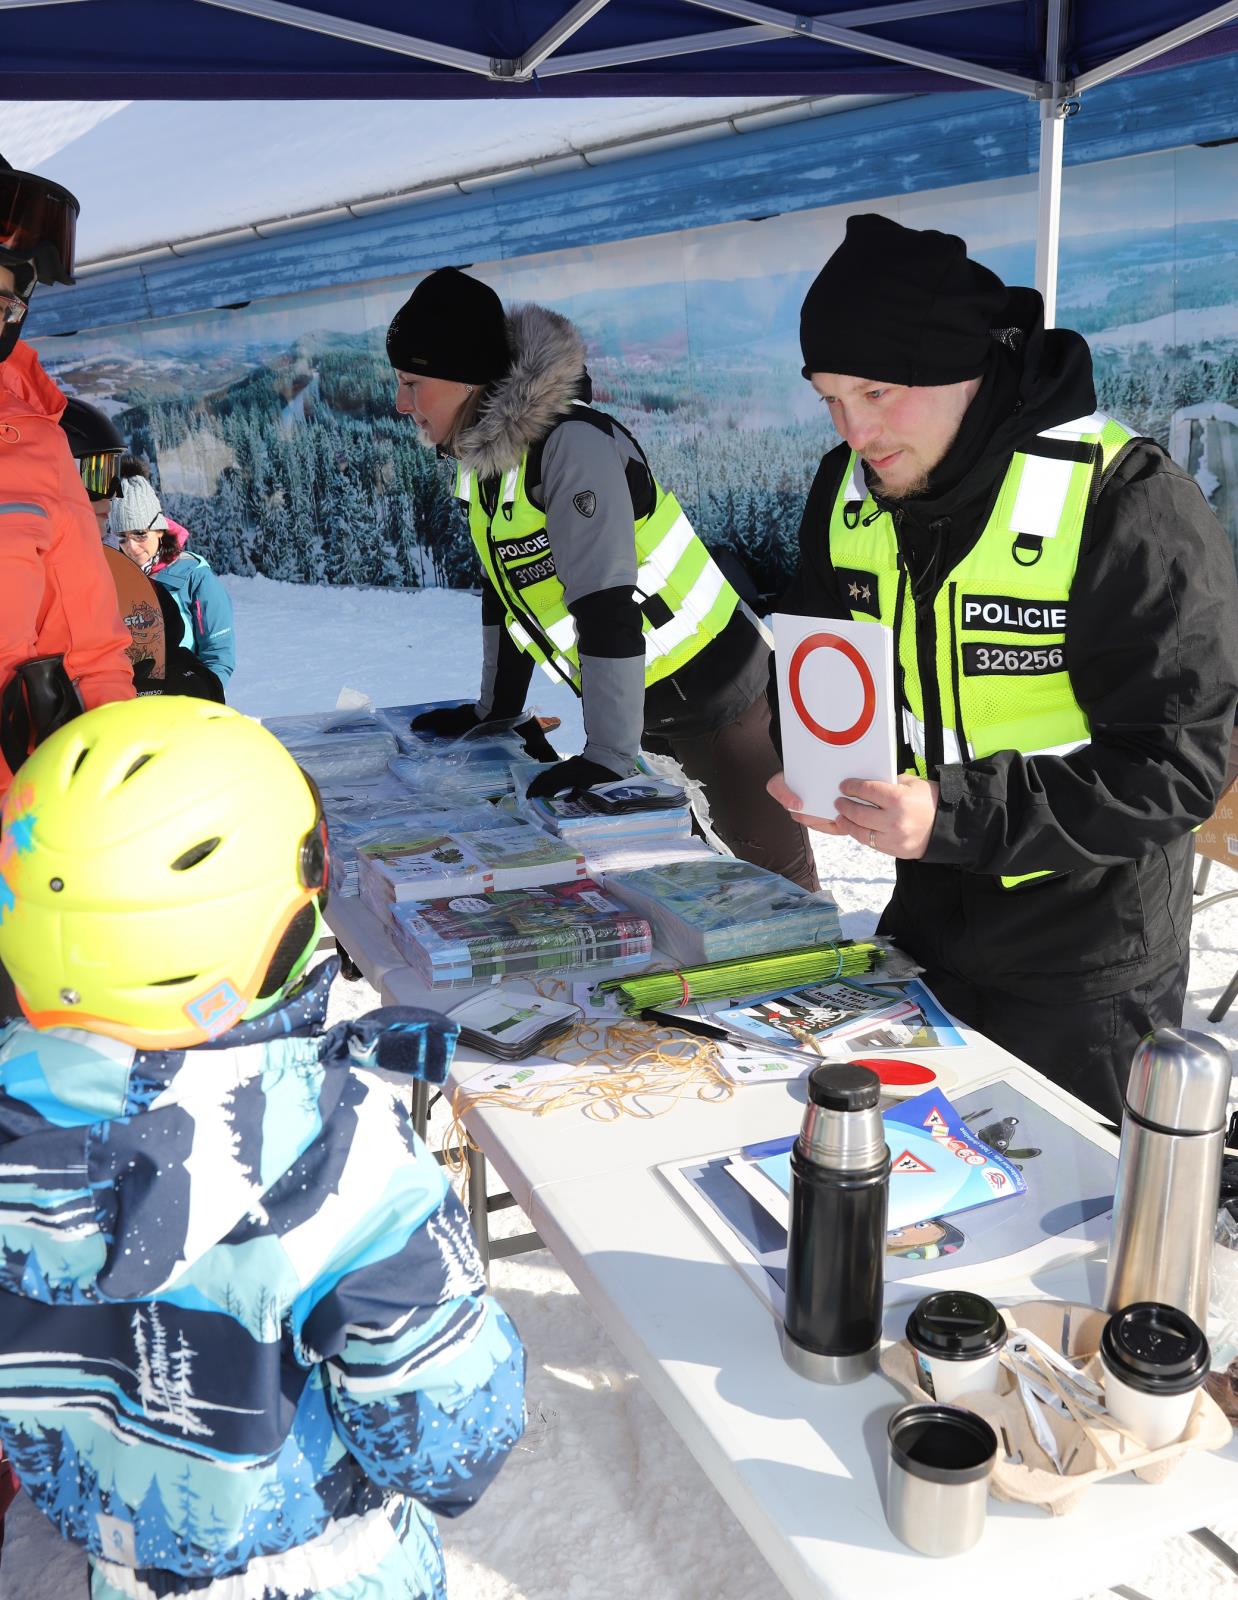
left=0, top=290, right=27, bottom=329
left=78, top=449, right=123, bottom=501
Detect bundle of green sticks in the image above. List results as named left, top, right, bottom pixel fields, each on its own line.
left=596, top=938, right=920, bottom=1014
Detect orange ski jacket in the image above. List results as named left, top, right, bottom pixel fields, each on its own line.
left=0, top=342, right=133, bottom=796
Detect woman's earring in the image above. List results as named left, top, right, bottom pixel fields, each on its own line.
left=465, top=385, right=475, bottom=396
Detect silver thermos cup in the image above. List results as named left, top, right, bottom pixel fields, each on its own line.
left=1104, top=1027, right=1232, bottom=1328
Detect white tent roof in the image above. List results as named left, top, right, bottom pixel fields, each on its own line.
left=0, top=94, right=883, bottom=266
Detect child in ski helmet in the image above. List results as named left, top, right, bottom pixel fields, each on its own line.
left=0, top=697, right=525, bottom=1598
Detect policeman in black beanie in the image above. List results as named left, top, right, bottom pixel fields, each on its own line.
left=388, top=267, right=818, bottom=887
left=769, top=212, right=1238, bottom=1120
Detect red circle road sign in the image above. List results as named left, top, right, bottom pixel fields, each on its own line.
left=787, top=632, right=876, bottom=746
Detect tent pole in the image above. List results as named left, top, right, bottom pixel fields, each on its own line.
left=1034, top=99, right=1066, bottom=329
left=1034, top=0, right=1070, bottom=329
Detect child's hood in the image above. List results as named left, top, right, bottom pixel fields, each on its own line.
left=0, top=960, right=456, bottom=1305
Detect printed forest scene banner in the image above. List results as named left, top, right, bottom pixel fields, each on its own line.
left=35, top=139, right=1238, bottom=597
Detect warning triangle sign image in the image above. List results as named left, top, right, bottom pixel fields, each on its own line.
left=891, top=1149, right=935, bottom=1176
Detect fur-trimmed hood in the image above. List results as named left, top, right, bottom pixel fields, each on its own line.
left=452, top=302, right=586, bottom=478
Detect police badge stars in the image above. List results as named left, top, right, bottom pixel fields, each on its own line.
left=772, top=613, right=897, bottom=817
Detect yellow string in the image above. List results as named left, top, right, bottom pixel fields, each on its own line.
left=441, top=1016, right=734, bottom=1195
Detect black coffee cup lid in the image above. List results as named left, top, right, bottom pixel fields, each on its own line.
left=1101, top=1302, right=1210, bottom=1396
left=807, top=1062, right=880, bottom=1112
left=906, top=1291, right=1007, bottom=1360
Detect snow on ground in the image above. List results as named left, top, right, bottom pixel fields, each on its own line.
left=5, top=575, right=1238, bottom=1599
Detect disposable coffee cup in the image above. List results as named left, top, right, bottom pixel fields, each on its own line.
left=886, top=1403, right=997, bottom=1557
left=906, top=1291, right=1008, bottom=1403
left=1100, top=1301, right=1210, bottom=1450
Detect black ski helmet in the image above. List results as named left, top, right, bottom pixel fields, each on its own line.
left=60, top=397, right=126, bottom=502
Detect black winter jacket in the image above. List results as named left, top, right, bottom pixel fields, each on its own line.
left=775, top=290, right=1238, bottom=1001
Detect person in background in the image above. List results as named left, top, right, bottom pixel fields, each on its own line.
left=58, top=394, right=124, bottom=539
left=111, top=470, right=237, bottom=689
left=58, top=413, right=225, bottom=701
left=0, top=697, right=525, bottom=1600
left=0, top=153, right=132, bottom=803
left=770, top=213, right=1238, bottom=1121
left=386, top=267, right=818, bottom=889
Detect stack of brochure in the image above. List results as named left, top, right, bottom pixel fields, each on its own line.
left=390, top=879, right=653, bottom=989
left=325, top=804, right=524, bottom=899
left=265, top=709, right=400, bottom=784
left=604, top=857, right=841, bottom=964
left=711, top=979, right=925, bottom=1056
left=390, top=750, right=518, bottom=804
left=356, top=822, right=586, bottom=918
left=512, top=763, right=693, bottom=851
left=446, top=987, right=580, bottom=1060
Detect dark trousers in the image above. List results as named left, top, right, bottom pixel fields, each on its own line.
left=652, top=690, right=820, bottom=891
left=922, top=959, right=1190, bottom=1126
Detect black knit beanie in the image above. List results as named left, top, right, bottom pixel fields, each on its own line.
left=386, top=267, right=511, bottom=385
left=799, top=213, right=1010, bottom=386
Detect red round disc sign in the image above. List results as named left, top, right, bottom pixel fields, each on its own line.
left=788, top=632, right=877, bottom=746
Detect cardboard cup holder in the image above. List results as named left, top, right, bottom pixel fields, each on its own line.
left=880, top=1299, right=1232, bottom=1515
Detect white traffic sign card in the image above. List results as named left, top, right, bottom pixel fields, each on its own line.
left=772, top=612, right=897, bottom=816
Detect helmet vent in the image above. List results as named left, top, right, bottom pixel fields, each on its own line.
left=171, top=837, right=221, bottom=872
left=124, top=754, right=153, bottom=781
left=151, top=974, right=197, bottom=987
left=72, top=748, right=90, bottom=776
left=257, top=902, right=317, bottom=999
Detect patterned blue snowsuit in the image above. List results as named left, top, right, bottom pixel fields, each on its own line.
left=0, top=959, right=525, bottom=1598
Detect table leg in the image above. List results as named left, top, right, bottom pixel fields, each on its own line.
left=409, top=1079, right=430, bottom=1141
left=1209, top=967, right=1238, bottom=1025
left=467, top=1146, right=491, bottom=1278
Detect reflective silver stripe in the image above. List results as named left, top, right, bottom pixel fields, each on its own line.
left=905, top=705, right=1088, bottom=766
left=500, top=467, right=519, bottom=506
left=903, top=709, right=967, bottom=765
left=545, top=614, right=577, bottom=651
left=847, top=458, right=867, bottom=503
left=508, top=619, right=533, bottom=649
left=634, top=513, right=695, bottom=595
left=456, top=469, right=474, bottom=503
left=643, top=560, right=726, bottom=659
left=0, top=502, right=48, bottom=517
left=1009, top=452, right=1074, bottom=541
left=1022, top=739, right=1089, bottom=759
left=1038, top=411, right=1106, bottom=441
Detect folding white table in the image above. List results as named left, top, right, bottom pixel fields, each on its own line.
left=324, top=892, right=1238, bottom=1600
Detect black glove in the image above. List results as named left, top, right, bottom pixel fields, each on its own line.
left=526, top=755, right=623, bottom=799
left=409, top=702, right=482, bottom=739
left=513, top=716, right=560, bottom=764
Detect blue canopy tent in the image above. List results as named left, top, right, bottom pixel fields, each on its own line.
left=8, top=1, right=1238, bottom=320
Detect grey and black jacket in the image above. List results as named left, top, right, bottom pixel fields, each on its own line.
left=451, top=304, right=767, bottom=774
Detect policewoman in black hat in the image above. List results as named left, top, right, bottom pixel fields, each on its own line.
left=387, top=267, right=818, bottom=887
left=769, top=211, right=1238, bottom=1120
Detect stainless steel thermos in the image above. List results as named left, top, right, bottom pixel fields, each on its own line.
left=781, top=1062, right=890, bottom=1383
left=1104, top=1027, right=1232, bottom=1328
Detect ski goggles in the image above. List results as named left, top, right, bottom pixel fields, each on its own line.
left=78, top=448, right=124, bottom=502
left=0, top=167, right=79, bottom=286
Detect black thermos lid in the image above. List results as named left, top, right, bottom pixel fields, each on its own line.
left=807, top=1062, right=881, bottom=1112
left=1100, top=1302, right=1210, bottom=1396
left=906, top=1291, right=1007, bottom=1361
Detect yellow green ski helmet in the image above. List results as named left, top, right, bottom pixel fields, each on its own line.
left=0, top=697, right=329, bottom=1048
